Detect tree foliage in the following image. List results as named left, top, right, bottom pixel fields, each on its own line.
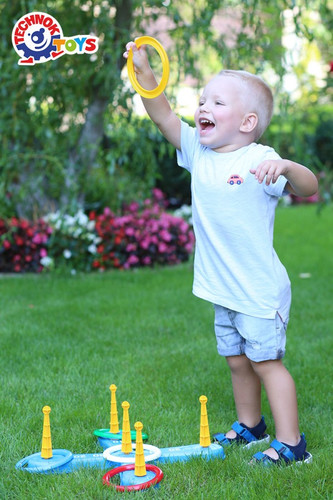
left=0, top=0, right=331, bottom=217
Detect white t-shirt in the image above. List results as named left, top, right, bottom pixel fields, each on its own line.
left=177, top=121, right=291, bottom=320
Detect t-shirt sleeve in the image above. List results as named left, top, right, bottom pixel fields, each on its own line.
left=176, top=121, right=198, bottom=173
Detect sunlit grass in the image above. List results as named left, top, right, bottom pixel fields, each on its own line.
left=0, top=205, right=332, bottom=499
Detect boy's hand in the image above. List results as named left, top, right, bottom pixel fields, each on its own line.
left=123, top=39, right=182, bottom=150
left=250, top=160, right=289, bottom=185
left=123, top=41, right=150, bottom=75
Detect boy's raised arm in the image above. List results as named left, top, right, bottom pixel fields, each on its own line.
left=123, top=42, right=181, bottom=150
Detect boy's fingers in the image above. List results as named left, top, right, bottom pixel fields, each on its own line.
left=123, top=41, right=138, bottom=59
left=251, top=162, right=283, bottom=185
left=125, top=41, right=137, bottom=52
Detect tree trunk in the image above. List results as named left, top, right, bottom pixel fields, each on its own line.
left=62, top=95, right=109, bottom=209
left=61, top=0, right=133, bottom=210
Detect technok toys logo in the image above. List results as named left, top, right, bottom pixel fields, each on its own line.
left=12, top=12, right=98, bottom=65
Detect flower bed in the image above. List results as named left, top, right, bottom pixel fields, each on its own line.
left=0, top=218, right=51, bottom=273
left=91, top=203, right=194, bottom=271
left=43, top=209, right=101, bottom=272
left=0, top=191, right=194, bottom=273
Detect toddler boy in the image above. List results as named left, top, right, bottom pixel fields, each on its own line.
left=123, top=41, right=318, bottom=465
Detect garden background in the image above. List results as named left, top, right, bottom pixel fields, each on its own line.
left=0, top=0, right=332, bottom=273
left=0, top=1, right=332, bottom=498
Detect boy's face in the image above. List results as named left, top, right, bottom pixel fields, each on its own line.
left=194, top=75, right=248, bottom=153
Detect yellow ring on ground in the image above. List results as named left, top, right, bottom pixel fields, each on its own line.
left=127, top=36, right=170, bottom=99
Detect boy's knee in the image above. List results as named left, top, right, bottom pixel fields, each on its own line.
left=226, top=354, right=251, bottom=372
left=250, top=358, right=283, bottom=377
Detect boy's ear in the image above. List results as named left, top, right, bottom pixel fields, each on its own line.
left=240, top=112, right=258, bottom=133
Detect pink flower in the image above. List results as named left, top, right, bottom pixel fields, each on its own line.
left=127, top=201, right=140, bottom=213
left=178, top=234, right=187, bottom=244
left=40, top=248, right=47, bottom=257
left=158, top=242, right=168, bottom=253
left=125, top=227, right=135, bottom=237
left=179, top=221, right=189, bottom=232
left=32, top=233, right=42, bottom=244
left=127, top=255, right=139, bottom=266
left=152, top=188, right=164, bottom=201
left=160, top=229, right=172, bottom=242
left=103, top=207, right=113, bottom=216
left=185, top=242, right=194, bottom=253
left=149, top=220, right=159, bottom=233
left=140, top=238, right=150, bottom=250
left=126, top=243, right=137, bottom=252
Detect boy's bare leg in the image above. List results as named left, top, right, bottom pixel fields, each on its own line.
left=225, top=354, right=262, bottom=438
left=251, top=359, right=300, bottom=459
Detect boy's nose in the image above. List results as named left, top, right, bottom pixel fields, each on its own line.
left=199, top=102, right=210, bottom=113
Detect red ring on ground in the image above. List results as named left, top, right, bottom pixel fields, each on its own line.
left=102, top=463, right=163, bottom=491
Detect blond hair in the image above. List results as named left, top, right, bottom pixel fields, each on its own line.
left=218, top=70, right=274, bottom=140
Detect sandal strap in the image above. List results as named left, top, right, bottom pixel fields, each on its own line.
left=252, top=451, right=278, bottom=464
left=212, top=432, right=230, bottom=445
left=232, top=421, right=258, bottom=444
left=252, top=435, right=310, bottom=466
left=270, top=439, right=296, bottom=462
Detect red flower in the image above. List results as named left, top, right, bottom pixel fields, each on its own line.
left=114, top=235, right=123, bottom=245
left=10, top=217, right=19, bottom=227
left=15, top=236, right=24, bottom=246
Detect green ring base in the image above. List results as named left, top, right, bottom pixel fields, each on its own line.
left=93, top=429, right=148, bottom=441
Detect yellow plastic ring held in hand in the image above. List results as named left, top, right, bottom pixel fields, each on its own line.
left=127, top=36, right=170, bottom=99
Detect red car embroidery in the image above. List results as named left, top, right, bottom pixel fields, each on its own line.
left=227, top=175, right=244, bottom=185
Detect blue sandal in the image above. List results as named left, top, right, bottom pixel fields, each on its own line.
left=252, top=434, right=313, bottom=466
left=213, top=418, right=270, bottom=449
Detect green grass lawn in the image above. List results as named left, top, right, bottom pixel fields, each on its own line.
left=0, top=205, right=332, bottom=499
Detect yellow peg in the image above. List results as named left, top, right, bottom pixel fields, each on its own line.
left=121, top=401, right=133, bottom=454
left=199, top=395, right=211, bottom=448
left=109, top=384, right=119, bottom=434
left=134, top=421, right=146, bottom=477
left=41, top=405, right=53, bottom=459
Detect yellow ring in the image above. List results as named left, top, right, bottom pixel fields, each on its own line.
left=127, top=36, right=170, bottom=99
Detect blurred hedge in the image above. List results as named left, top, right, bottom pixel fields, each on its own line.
left=261, top=104, right=332, bottom=171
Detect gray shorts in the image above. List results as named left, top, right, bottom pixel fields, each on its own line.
left=214, top=305, right=288, bottom=362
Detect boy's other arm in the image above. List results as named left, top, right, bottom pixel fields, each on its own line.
left=124, top=42, right=181, bottom=150
left=250, top=159, right=318, bottom=197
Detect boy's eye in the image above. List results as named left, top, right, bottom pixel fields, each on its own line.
left=216, top=101, right=224, bottom=105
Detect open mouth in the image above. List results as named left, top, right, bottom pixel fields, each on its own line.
left=199, top=118, right=215, bottom=134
